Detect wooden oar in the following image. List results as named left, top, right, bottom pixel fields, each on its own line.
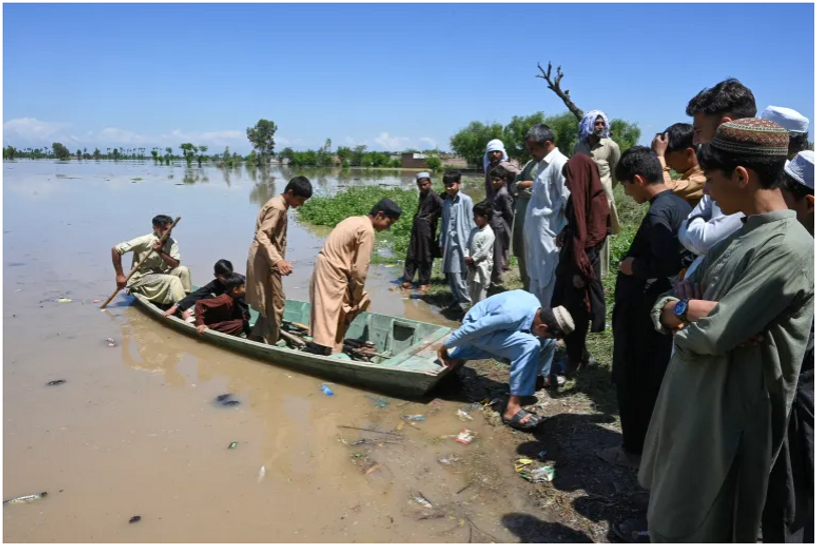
left=100, top=216, right=182, bottom=309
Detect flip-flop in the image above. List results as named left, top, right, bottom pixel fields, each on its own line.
left=502, top=408, right=543, bottom=431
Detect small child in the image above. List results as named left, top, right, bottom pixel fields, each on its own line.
left=465, top=202, right=496, bottom=305
left=487, top=166, right=515, bottom=285
left=195, top=272, right=251, bottom=337
left=163, top=259, right=248, bottom=322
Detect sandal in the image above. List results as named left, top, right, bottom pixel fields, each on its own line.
left=502, top=408, right=544, bottom=431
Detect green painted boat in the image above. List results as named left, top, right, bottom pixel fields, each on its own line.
left=131, top=291, right=454, bottom=397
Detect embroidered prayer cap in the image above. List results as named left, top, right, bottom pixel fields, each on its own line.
left=784, top=150, right=815, bottom=190
left=758, top=106, right=809, bottom=134
left=710, top=118, right=790, bottom=157
left=416, top=171, right=431, bottom=181
left=552, top=306, right=576, bottom=336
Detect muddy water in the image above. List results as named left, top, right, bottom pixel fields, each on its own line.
left=3, top=161, right=532, bottom=542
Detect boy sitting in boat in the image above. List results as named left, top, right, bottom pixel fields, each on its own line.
left=162, top=259, right=247, bottom=322
left=195, top=273, right=250, bottom=337
left=111, top=214, right=191, bottom=306
left=436, top=290, right=574, bottom=431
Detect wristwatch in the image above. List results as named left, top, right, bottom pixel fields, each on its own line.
left=674, top=299, right=690, bottom=323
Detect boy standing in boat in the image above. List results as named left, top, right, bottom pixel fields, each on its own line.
left=111, top=214, right=191, bottom=306
left=246, top=176, right=313, bottom=344
left=195, top=273, right=250, bottom=337
left=401, top=172, right=443, bottom=292
left=308, top=198, right=402, bottom=355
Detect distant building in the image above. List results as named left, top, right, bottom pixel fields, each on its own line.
left=401, top=152, right=428, bottom=169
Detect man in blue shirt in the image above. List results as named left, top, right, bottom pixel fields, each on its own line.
left=437, top=290, right=574, bottom=430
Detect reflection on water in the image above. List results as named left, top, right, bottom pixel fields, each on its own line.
left=2, top=160, right=513, bottom=543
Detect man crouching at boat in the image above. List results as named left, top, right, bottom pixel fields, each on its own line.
left=307, top=198, right=403, bottom=355
left=436, top=290, right=574, bottom=431
left=111, top=214, right=191, bottom=306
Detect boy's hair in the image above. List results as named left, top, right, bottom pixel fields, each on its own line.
left=473, top=201, right=494, bottom=220
left=223, top=272, right=246, bottom=292
left=781, top=171, right=814, bottom=201
left=664, top=123, right=696, bottom=154
left=615, top=146, right=663, bottom=184
left=152, top=214, right=173, bottom=228
left=789, top=133, right=810, bottom=157
left=443, top=170, right=462, bottom=184
left=697, top=144, right=786, bottom=190
left=285, top=176, right=313, bottom=198
left=526, top=124, right=556, bottom=146
left=369, top=198, right=402, bottom=220
left=685, top=78, right=757, bottom=119
left=488, top=166, right=510, bottom=182
left=214, top=259, right=234, bottom=276
left=539, top=308, right=566, bottom=338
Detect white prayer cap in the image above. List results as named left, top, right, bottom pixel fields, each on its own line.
left=552, top=306, right=576, bottom=336
left=758, top=106, right=809, bottom=134
left=784, top=150, right=814, bottom=190
left=416, top=171, right=431, bottom=181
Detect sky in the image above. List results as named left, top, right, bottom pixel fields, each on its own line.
left=3, top=3, right=814, bottom=154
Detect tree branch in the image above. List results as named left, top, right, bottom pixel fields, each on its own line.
left=536, top=62, right=584, bottom=122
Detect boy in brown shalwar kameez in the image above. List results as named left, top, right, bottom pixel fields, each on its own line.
left=195, top=273, right=250, bottom=337
left=308, top=198, right=402, bottom=355
left=246, top=176, right=313, bottom=344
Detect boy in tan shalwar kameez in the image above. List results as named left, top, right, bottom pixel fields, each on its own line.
left=246, top=177, right=313, bottom=344
left=308, top=198, right=402, bottom=355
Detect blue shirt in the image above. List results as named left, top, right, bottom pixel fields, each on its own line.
left=444, top=290, right=541, bottom=349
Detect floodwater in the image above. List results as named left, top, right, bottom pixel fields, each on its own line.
left=3, top=161, right=533, bottom=542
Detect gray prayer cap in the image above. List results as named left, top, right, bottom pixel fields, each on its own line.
left=759, top=106, right=809, bottom=134
left=784, top=150, right=814, bottom=190
left=416, top=171, right=431, bottom=181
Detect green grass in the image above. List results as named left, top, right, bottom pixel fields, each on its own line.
left=297, top=185, right=424, bottom=264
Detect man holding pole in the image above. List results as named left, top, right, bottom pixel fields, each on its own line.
left=111, top=214, right=191, bottom=306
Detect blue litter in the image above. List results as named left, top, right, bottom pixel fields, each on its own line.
left=321, top=383, right=334, bottom=396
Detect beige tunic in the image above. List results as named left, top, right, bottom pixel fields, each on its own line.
left=114, top=233, right=191, bottom=304
left=246, top=195, right=288, bottom=344
left=309, top=216, right=375, bottom=353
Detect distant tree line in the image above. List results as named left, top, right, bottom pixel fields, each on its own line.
left=449, top=111, right=642, bottom=169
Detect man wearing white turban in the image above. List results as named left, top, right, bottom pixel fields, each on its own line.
left=574, top=110, right=621, bottom=277
left=483, top=139, right=519, bottom=200
left=758, top=105, right=811, bottom=159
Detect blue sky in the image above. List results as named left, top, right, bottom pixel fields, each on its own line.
left=3, top=3, right=814, bottom=153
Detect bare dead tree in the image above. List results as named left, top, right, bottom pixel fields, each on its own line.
left=536, top=62, right=584, bottom=121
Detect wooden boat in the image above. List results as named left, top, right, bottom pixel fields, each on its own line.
left=131, top=291, right=454, bottom=397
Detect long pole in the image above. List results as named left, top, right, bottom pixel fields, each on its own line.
left=100, top=216, right=182, bottom=309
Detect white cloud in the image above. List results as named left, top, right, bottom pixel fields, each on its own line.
left=3, top=118, right=71, bottom=143
left=344, top=136, right=367, bottom=147
left=418, top=137, right=438, bottom=149
left=372, top=132, right=411, bottom=151
left=2, top=118, right=254, bottom=151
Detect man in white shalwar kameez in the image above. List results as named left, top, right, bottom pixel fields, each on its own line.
left=524, top=124, right=570, bottom=308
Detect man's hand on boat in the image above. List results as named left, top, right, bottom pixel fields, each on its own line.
left=197, top=325, right=207, bottom=335
left=116, top=274, right=127, bottom=290
left=436, top=346, right=464, bottom=369
left=276, top=259, right=293, bottom=276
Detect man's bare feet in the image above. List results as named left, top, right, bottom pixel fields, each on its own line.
left=400, top=282, right=413, bottom=290
left=418, top=284, right=431, bottom=292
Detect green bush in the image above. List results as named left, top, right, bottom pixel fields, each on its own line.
left=297, top=186, right=420, bottom=263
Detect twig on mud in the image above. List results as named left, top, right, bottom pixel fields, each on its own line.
left=464, top=514, right=501, bottom=544
left=456, top=482, right=473, bottom=495
left=338, top=425, right=403, bottom=437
